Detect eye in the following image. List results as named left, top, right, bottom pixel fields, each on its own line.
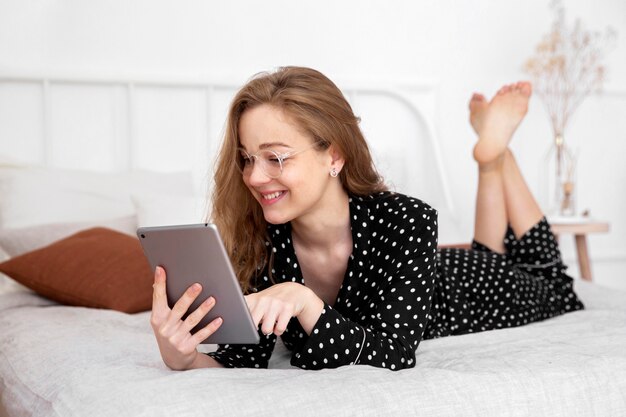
left=239, top=152, right=254, bottom=166
left=263, top=151, right=282, bottom=166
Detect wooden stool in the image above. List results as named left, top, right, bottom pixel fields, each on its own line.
left=550, top=221, right=610, bottom=281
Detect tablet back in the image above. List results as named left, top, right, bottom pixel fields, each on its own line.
left=137, top=223, right=260, bottom=344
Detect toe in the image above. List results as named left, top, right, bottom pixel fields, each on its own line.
left=520, top=81, right=532, bottom=96
left=469, top=93, right=486, bottom=105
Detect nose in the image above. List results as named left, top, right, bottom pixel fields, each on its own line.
left=246, top=161, right=272, bottom=185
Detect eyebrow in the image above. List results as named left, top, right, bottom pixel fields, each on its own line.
left=239, top=141, right=294, bottom=153
left=258, top=142, right=293, bottom=150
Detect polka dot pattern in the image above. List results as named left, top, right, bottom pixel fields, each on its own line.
left=208, top=192, right=438, bottom=371
left=207, top=193, right=583, bottom=371
left=424, top=218, right=584, bottom=338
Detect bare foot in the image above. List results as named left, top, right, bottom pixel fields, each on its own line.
left=473, top=81, right=532, bottom=166
left=469, top=93, right=488, bottom=135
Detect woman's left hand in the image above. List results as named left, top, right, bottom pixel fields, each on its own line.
left=245, top=282, right=324, bottom=336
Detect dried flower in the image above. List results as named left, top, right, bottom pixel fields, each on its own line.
left=523, top=0, right=616, bottom=137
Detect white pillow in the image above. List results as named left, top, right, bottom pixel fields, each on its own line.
left=132, top=193, right=206, bottom=227
left=0, top=165, right=194, bottom=229
left=0, top=246, right=31, bottom=295
left=0, top=273, right=31, bottom=296
left=0, top=215, right=137, bottom=258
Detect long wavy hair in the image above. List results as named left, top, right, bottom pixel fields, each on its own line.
left=210, top=66, right=387, bottom=292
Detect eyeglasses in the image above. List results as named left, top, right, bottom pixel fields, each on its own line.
left=238, top=142, right=320, bottom=179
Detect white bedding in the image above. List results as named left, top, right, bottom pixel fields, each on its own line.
left=1, top=280, right=625, bottom=417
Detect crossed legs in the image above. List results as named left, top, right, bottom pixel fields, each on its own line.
left=469, top=82, right=544, bottom=253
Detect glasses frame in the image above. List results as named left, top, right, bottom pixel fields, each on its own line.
left=238, top=142, right=321, bottom=179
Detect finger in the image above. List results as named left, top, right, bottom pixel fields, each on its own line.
left=152, top=266, right=169, bottom=311
left=165, top=283, right=202, bottom=328
left=260, top=303, right=281, bottom=336
left=151, top=267, right=170, bottom=329
left=191, top=317, right=224, bottom=345
left=180, top=296, right=216, bottom=333
left=273, top=309, right=292, bottom=336
left=245, top=294, right=264, bottom=328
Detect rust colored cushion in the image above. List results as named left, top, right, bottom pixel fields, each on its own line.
left=0, top=227, right=153, bottom=313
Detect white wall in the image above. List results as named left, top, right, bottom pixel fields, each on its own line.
left=1, top=0, right=625, bottom=290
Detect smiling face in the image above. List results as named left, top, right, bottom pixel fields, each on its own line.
left=238, top=104, right=344, bottom=225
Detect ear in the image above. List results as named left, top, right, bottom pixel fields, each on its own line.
left=328, top=145, right=345, bottom=172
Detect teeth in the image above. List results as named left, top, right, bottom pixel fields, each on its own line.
left=262, top=191, right=283, bottom=200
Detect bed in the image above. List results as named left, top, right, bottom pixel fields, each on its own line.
left=1, top=279, right=625, bottom=416
left=1, top=74, right=625, bottom=416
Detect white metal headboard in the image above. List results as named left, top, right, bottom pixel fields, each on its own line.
left=0, top=73, right=454, bottom=218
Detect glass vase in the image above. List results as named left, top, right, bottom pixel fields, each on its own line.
left=539, top=134, right=577, bottom=218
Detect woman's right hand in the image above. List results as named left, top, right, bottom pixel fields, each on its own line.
left=150, top=266, right=224, bottom=370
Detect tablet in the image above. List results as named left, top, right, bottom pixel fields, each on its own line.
left=137, top=223, right=260, bottom=344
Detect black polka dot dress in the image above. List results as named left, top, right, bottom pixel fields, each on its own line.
left=425, top=219, right=584, bottom=338
left=207, top=192, right=583, bottom=371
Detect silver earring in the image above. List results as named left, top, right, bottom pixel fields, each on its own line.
left=330, top=168, right=339, bottom=177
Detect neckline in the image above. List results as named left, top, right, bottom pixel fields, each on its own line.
left=267, top=195, right=373, bottom=306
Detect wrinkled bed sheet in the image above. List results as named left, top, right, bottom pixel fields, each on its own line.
left=1, top=280, right=625, bottom=417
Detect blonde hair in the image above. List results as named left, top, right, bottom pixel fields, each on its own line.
left=211, top=66, right=386, bottom=292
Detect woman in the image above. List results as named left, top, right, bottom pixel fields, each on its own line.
left=150, top=67, right=584, bottom=371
